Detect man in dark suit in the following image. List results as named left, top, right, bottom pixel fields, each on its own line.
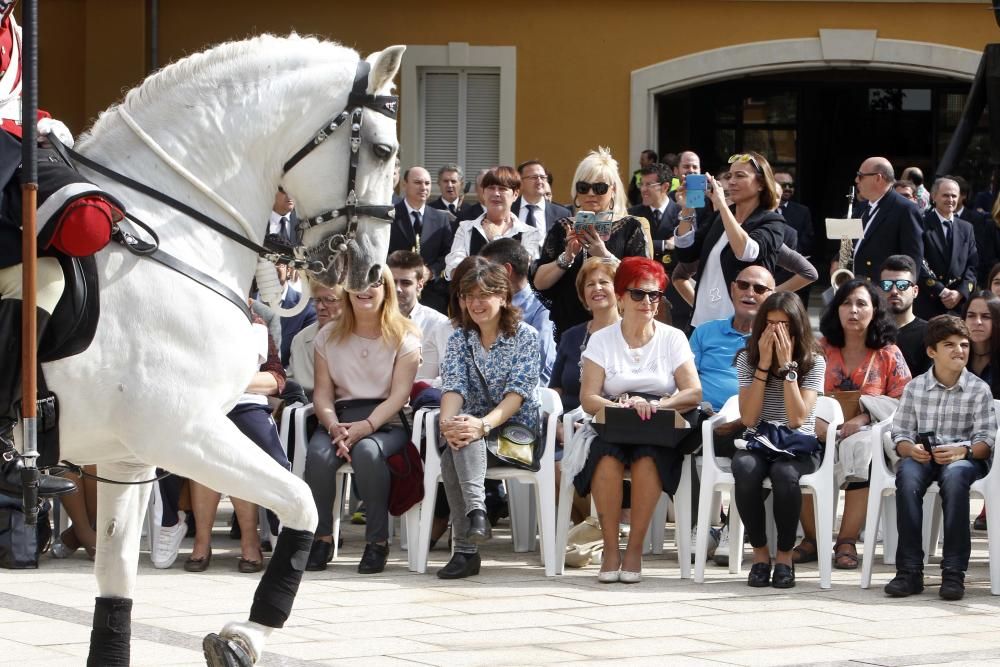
left=512, top=160, right=572, bottom=245
left=849, top=157, right=924, bottom=283
left=914, top=177, right=978, bottom=319
left=389, top=166, right=453, bottom=312
left=267, top=187, right=297, bottom=246
left=428, top=163, right=464, bottom=216
left=455, top=168, right=489, bottom=223
left=952, top=175, right=994, bottom=286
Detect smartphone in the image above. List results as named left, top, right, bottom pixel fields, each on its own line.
left=573, top=211, right=596, bottom=233
left=685, top=174, right=707, bottom=208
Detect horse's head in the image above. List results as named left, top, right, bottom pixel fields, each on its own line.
left=284, top=45, right=404, bottom=293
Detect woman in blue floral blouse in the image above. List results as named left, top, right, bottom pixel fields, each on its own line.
left=437, top=260, right=540, bottom=579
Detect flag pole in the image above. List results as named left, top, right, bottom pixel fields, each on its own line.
left=20, top=0, right=40, bottom=525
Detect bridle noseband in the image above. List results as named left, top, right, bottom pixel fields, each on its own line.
left=282, top=60, right=398, bottom=243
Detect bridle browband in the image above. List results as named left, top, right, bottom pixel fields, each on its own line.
left=282, top=60, right=398, bottom=241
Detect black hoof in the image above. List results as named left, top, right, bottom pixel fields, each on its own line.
left=203, top=633, right=254, bottom=667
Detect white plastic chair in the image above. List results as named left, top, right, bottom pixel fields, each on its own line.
left=553, top=405, right=691, bottom=577
left=414, top=388, right=562, bottom=576
left=694, top=395, right=843, bottom=589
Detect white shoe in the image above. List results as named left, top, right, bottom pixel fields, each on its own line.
left=620, top=569, right=642, bottom=584
left=690, top=526, right=720, bottom=564
left=713, top=525, right=730, bottom=567
left=151, top=510, right=187, bottom=569
left=597, top=550, right=621, bottom=583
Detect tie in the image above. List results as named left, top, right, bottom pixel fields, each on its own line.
left=411, top=211, right=422, bottom=237
left=525, top=204, right=540, bottom=228
left=278, top=216, right=290, bottom=242
left=861, top=204, right=876, bottom=229
left=941, top=218, right=951, bottom=245
left=448, top=203, right=456, bottom=215
left=650, top=209, right=662, bottom=228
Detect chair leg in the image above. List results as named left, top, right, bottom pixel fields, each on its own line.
left=649, top=493, right=668, bottom=556
left=692, top=471, right=719, bottom=583
left=555, top=477, right=575, bottom=575
left=508, top=479, right=537, bottom=553
left=814, top=485, right=834, bottom=590
left=404, top=504, right=421, bottom=572
left=331, top=471, right=349, bottom=560
left=415, top=477, right=439, bottom=575
left=729, top=498, right=745, bottom=575
left=676, top=460, right=692, bottom=579
left=861, top=489, right=884, bottom=589
left=537, top=471, right=557, bottom=577
left=883, top=497, right=898, bottom=565
left=922, top=493, right=938, bottom=566
left=764, top=492, right=777, bottom=559
left=986, top=496, right=1000, bottom=595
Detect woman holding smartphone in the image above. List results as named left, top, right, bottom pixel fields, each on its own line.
left=532, top=147, right=651, bottom=340
left=673, top=151, right=785, bottom=329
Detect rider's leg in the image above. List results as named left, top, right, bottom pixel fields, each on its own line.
left=0, top=258, right=75, bottom=497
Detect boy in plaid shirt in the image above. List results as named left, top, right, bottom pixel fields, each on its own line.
left=887, top=315, right=996, bottom=600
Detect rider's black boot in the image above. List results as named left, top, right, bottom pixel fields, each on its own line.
left=0, top=299, right=75, bottom=498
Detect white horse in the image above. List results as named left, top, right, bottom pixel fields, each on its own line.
left=29, top=35, right=403, bottom=665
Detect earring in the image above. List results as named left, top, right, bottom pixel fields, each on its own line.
left=609, top=197, right=615, bottom=212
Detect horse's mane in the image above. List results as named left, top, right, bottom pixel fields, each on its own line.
left=84, top=33, right=358, bottom=141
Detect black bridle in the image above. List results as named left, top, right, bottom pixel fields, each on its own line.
left=282, top=60, right=398, bottom=242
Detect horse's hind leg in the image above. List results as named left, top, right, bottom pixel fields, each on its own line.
left=87, top=461, right=155, bottom=667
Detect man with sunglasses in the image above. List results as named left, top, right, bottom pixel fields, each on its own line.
left=880, top=255, right=931, bottom=376
left=913, top=178, right=977, bottom=320
left=849, top=157, right=924, bottom=283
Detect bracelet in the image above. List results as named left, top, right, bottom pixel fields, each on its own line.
left=557, top=252, right=575, bottom=269
left=757, top=366, right=769, bottom=373
left=679, top=214, right=696, bottom=222
left=364, top=417, right=375, bottom=434
left=753, top=374, right=767, bottom=383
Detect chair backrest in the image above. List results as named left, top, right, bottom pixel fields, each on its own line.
left=814, top=395, right=845, bottom=475
left=538, top=387, right=563, bottom=419
left=868, top=414, right=895, bottom=482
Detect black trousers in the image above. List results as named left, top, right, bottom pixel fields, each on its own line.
left=732, top=450, right=819, bottom=552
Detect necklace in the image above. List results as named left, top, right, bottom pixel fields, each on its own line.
left=354, top=330, right=381, bottom=358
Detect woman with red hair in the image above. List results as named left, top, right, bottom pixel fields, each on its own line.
left=576, top=256, right=702, bottom=583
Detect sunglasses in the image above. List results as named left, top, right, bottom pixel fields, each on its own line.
left=879, top=279, right=914, bottom=292
left=856, top=171, right=880, bottom=179
left=779, top=182, right=795, bottom=190
left=728, top=153, right=762, bottom=173
left=734, top=279, right=772, bottom=295
left=575, top=181, right=610, bottom=196
left=626, top=288, right=664, bottom=303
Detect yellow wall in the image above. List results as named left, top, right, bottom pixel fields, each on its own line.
left=39, top=1, right=996, bottom=189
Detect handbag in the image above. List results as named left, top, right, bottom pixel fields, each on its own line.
left=742, top=421, right=821, bottom=462
left=829, top=352, right=876, bottom=421
left=383, top=441, right=424, bottom=516
left=0, top=493, right=51, bottom=569
left=466, top=335, right=543, bottom=472
left=592, top=396, right=708, bottom=455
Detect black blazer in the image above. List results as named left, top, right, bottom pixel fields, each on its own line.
left=963, top=206, right=997, bottom=286
left=455, top=202, right=485, bottom=223
left=511, top=197, right=571, bottom=236
left=852, top=190, right=924, bottom=282
left=675, top=205, right=785, bottom=296
left=428, top=196, right=461, bottom=215
left=779, top=200, right=813, bottom=256
left=388, top=203, right=454, bottom=278
left=915, top=210, right=978, bottom=319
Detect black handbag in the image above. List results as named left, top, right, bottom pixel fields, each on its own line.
left=0, top=492, right=51, bottom=569
left=466, top=335, right=543, bottom=472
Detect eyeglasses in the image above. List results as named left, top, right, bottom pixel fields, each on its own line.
left=316, top=295, right=342, bottom=304
left=779, top=182, right=795, bottom=190
left=639, top=181, right=665, bottom=189
left=728, top=153, right=762, bottom=173
left=879, top=279, right=914, bottom=292
left=856, top=171, right=880, bottom=179
left=461, top=291, right=500, bottom=303
left=575, top=181, right=610, bottom=196
left=522, top=174, right=548, bottom=181
left=626, top=288, right=664, bottom=303
left=734, top=279, right=773, bottom=295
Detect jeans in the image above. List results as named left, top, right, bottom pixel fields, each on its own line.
left=895, top=457, right=987, bottom=572
left=732, top=450, right=820, bottom=552
left=440, top=437, right=487, bottom=555
left=303, top=425, right=406, bottom=543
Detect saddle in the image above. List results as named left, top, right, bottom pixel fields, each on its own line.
left=39, top=253, right=100, bottom=363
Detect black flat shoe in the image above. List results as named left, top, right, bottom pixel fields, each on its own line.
left=305, top=539, right=333, bottom=572
left=436, top=551, right=481, bottom=579
left=357, top=542, right=389, bottom=574
left=772, top=563, right=795, bottom=588
left=939, top=569, right=966, bottom=601
left=747, top=561, right=771, bottom=587
left=466, top=509, right=492, bottom=544
left=885, top=569, right=924, bottom=597
left=184, top=550, right=212, bottom=573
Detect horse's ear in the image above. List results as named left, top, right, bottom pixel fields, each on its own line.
left=367, top=45, right=405, bottom=94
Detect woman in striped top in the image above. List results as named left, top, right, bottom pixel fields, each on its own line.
left=732, top=291, right=826, bottom=589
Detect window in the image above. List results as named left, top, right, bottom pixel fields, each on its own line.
left=420, top=68, right=500, bottom=181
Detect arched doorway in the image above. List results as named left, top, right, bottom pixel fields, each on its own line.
left=630, top=31, right=985, bottom=261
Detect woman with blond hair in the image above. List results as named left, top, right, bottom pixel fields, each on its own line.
left=674, top=151, right=785, bottom=328
left=533, top=147, right=650, bottom=340
left=304, top=267, right=421, bottom=574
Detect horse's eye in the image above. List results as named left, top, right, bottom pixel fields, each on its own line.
left=373, top=143, right=393, bottom=160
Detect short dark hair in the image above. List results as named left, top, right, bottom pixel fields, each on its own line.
left=516, top=159, right=545, bottom=175
left=893, top=179, right=916, bottom=192
left=386, top=249, right=426, bottom=272
left=480, top=237, right=530, bottom=279
left=925, top=314, right=970, bottom=349
left=820, top=278, right=897, bottom=349
left=480, top=166, right=521, bottom=191
left=641, top=149, right=658, bottom=163
left=638, top=163, right=669, bottom=183
left=459, top=260, right=521, bottom=338
left=879, top=254, right=918, bottom=280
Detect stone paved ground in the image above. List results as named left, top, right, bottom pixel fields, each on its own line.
left=2, top=499, right=1000, bottom=667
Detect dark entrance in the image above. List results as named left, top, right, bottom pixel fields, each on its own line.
left=657, top=69, right=991, bottom=265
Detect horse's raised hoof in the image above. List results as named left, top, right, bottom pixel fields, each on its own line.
left=203, top=633, right=255, bottom=667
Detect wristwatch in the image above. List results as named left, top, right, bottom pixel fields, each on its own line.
left=785, top=370, right=798, bottom=383
left=557, top=252, right=575, bottom=269
left=481, top=418, right=492, bottom=436
left=965, top=444, right=974, bottom=461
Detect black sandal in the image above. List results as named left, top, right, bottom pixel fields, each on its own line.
left=791, top=538, right=818, bottom=564
left=834, top=539, right=859, bottom=570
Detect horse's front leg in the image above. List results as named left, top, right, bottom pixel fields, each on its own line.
left=88, top=460, right=155, bottom=667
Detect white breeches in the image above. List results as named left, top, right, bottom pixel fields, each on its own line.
left=0, top=258, right=65, bottom=313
